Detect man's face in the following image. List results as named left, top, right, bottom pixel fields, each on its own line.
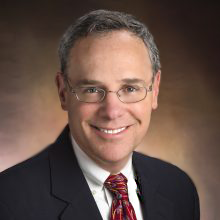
left=56, top=31, right=160, bottom=172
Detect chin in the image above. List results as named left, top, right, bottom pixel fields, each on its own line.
left=98, top=149, right=132, bottom=164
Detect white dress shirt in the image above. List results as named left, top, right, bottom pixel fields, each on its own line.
left=71, top=135, right=143, bottom=220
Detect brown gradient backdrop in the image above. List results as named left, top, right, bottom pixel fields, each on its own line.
left=0, top=0, right=219, bottom=219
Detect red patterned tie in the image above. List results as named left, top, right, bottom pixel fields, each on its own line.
left=104, top=173, right=137, bottom=220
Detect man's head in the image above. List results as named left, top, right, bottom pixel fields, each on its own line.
left=56, top=9, right=161, bottom=173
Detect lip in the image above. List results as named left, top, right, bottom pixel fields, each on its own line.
left=90, top=124, right=131, bottom=138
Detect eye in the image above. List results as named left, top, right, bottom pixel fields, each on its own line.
left=81, top=87, right=99, bottom=94
left=123, top=86, right=140, bottom=93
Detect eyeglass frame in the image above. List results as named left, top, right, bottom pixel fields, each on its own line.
left=63, top=75, right=154, bottom=104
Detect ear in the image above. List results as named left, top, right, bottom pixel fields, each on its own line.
left=55, top=72, right=68, bottom=111
left=152, top=70, right=161, bottom=110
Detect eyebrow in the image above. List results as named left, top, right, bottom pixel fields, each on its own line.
left=74, top=79, right=103, bottom=87
left=73, top=78, right=147, bottom=87
left=120, top=78, right=147, bottom=86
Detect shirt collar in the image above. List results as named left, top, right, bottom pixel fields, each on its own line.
left=70, top=134, right=133, bottom=186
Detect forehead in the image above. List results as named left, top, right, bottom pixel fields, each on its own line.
left=67, top=31, right=152, bottom=84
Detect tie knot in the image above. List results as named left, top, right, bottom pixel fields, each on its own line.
left=104, top=173, right=128, bottom=200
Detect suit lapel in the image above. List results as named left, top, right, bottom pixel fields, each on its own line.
left=49, top=126, right=103, bottom=220
left=133, top=152, right=174, bottom=220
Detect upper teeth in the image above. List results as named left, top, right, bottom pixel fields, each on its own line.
left=99, top=127, right=126, bottom=134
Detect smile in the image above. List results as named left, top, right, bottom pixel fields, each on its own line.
left=99, top=127, right=126, bottom=134
left=91, top=125, right=128, bottom=134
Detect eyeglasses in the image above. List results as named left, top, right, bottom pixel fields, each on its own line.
left=64, top=76, right=153, bottom=103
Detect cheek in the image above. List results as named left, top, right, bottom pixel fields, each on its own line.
left=131, top=101, right=152, bottom=122
left=132, top=103, right=152, bottom=135
left=68, top=102, right=98, bottom=124
left=139, top=107, right=152, bottom=129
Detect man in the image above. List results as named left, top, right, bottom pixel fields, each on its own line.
left=0, top=9, right=199, bottom=220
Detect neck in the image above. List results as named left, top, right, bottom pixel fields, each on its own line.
left=92, top=155, right=132, bottom=175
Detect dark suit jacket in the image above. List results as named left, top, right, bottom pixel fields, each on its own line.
left=0, top=126, right=200, bottom=220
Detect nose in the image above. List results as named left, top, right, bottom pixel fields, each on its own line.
left=97, top=91, right=125, bottom=120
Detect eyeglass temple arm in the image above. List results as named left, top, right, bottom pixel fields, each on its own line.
left=63, top=75, right=76, bottom=93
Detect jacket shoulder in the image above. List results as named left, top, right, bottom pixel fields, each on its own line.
left=133, top=151, right=193, bottom=183
left=133, top=151, right=200, bottom=219
left=133, top=152, right=200, bottom=220
left=0, top=144, right=52, bottom=179
left=133, top=151, right=199, bottom=203
left=0, top=143, right=60, bottom=219
left=0, top=143, right=55, bottom=200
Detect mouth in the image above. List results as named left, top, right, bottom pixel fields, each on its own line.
left=90, top=125, right=129, bottom=135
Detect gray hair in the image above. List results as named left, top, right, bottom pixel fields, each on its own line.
left=58, top=9, right=161, bottom=76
